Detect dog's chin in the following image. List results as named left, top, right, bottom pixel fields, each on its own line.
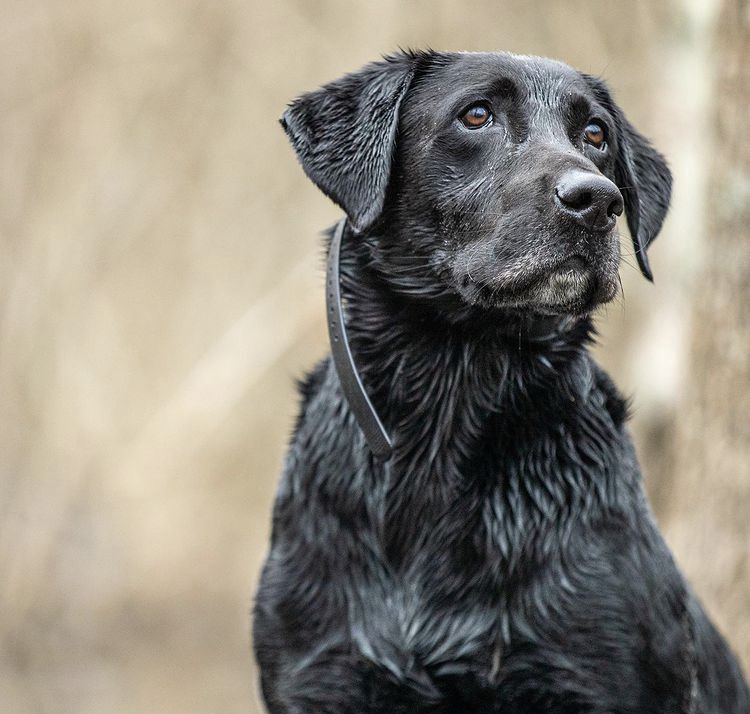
left=529, top=257, right=619, bottom=315
left=457, top=258, right=619, bottom=317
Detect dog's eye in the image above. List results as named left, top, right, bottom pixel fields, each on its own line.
left=460, top=104, right=493, bottom=129
left=583, top=122, right=606, bottom=149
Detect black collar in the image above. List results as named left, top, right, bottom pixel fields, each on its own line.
left=325, top=217, right=578, bottom=461
left=327, top=218, right=393, bottom=461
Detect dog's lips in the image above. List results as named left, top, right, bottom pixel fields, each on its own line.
left=451, top=230, right=621, bottom=314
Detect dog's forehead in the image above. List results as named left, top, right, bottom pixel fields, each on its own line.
left=409, top=51, right=590, bottom=111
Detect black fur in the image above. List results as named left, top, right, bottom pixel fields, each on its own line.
left=255, top=51, right=749, bottom=713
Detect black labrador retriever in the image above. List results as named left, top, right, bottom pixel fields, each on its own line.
left=254, top=51, right=750, bottom=713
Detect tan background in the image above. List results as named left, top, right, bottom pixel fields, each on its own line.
left=0, top=1, right=746, bottom=712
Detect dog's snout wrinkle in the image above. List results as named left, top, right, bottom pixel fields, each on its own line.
left=555, top=170, right=623, bottom=232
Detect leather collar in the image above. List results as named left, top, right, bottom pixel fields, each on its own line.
left=326, top=218, right=393, bottom=460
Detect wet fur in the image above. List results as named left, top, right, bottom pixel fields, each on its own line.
left=254, top=51, right=750, bottom=713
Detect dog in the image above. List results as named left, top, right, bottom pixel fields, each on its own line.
left=254, top=51, right=750, bottom=713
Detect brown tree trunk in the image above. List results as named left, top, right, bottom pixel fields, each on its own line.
left=665, top=0, right=750, bottom=673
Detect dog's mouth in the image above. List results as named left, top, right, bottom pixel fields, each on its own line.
left=460, top=251, right=619, bottom=316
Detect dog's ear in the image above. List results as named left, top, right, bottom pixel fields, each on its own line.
left=584, top=76, right=672, bottom=281
left=281, top=54, right=419, bottom=232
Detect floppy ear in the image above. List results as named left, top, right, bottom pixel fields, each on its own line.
left=584, top=76, right=672, bottom=281
left=281, top=54, right=418, bottom=232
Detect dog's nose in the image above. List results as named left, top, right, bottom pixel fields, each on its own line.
left=555, top=171, right=624, bottom=232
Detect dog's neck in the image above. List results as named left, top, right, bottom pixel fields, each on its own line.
left=337, top=225, right=598, bottom=461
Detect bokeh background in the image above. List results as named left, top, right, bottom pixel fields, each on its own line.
left=1, top=1, right=748, bottom=712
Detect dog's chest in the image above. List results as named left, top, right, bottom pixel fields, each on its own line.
left=348, top=485, right=571, bottom=685
left=346, top=521, right=689, bottom=713
left=348, top=563, right=505, bottom=701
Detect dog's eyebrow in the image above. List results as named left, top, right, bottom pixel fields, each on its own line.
left=444, top=75, right=520, bottom=110
left=441, top=76, right=522, bottom=123
left=563, top=92, right=609, bottom=129
left=488, top=76, right=519, bottom=100
left=568, top=93, right=593, bottom=118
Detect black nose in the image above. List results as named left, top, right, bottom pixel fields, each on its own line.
left=555, top=171, right=624, bottom=232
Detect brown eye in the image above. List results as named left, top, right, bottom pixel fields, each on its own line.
left=584, top=122, right=606, bottom=148
left=460, top=104, right=492, bottom=129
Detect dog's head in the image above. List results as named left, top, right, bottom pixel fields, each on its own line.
left=282, top=51, right=671, bottom=317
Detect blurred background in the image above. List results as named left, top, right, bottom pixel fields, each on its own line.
left=1, top=0, right=748, bottom=712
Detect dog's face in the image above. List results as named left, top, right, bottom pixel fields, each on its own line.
left=282, top=51, right=672, bottom=318
left=391, top=54, right=626, bottom=315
